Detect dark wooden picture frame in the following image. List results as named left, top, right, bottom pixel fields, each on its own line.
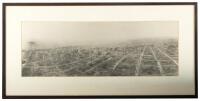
left=2, top=2, right=198, bottom=99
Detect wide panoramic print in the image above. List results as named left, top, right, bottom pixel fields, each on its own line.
left=22, top=21, right=179, bottom=76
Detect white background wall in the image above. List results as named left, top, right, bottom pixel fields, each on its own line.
left=0, top=0, right=199, bottom=100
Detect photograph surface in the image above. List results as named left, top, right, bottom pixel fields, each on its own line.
left=22, top=21, right=179, bottom=76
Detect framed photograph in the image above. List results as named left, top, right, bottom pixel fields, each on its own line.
left=2, top=2, right=198, bottom=98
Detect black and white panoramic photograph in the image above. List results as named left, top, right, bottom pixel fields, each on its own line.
left=22, top=21, right=179, bottom=76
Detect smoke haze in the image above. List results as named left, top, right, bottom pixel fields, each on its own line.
left=22, top=21, right=178, bottom=49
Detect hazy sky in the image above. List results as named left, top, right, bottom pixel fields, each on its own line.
left=22, top=21, right=178, bottom=49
